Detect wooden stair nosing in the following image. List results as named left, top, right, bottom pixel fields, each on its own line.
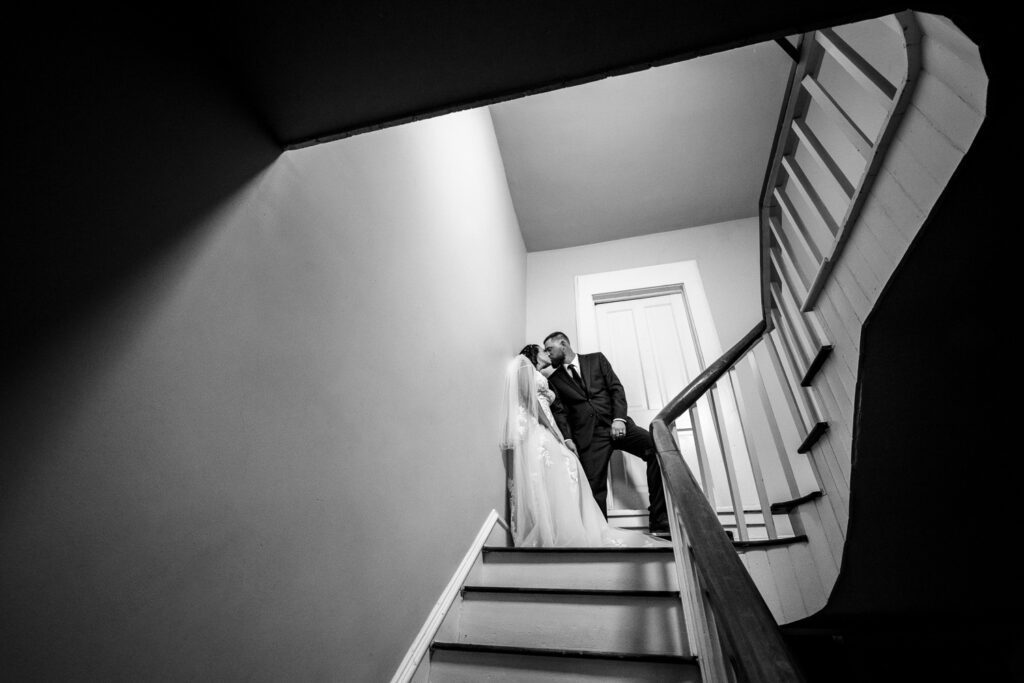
left=732, top=534, right=809, bottom=550
left=484, top=536, right=808, bottom=554
left=430, top=641, right=698, bottom=665
left=770, top=490, right=824, bottom=514
left=616, top=521, right=769, bottom=531
left=482, top=545, right=673, bottom=554
left=461, top=586, right=680, bottom=599
left=609, top=508, right=767, bottom=517
left=801, top=344, right=834, bottom=386
left=797, top=421, right=830, bottom=454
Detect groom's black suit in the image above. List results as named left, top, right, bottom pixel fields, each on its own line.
left=548, top=352, right=668, bottom=529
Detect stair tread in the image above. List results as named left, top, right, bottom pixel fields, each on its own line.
left=770, top=491, right=824, bottom=514
left=800, top=344, right=833, bottom=386
left=733, top=534, right=808, bottom=550
left=483, top=545, right=672, bottom=554
left=462, top=585, right=680, bottom=598
left=797, top=421, right=829, bottom=454
left=431, top=641, right=698, bottom=664
left=484, top=535, right=808, bottom=553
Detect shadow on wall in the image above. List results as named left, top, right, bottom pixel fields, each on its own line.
left=1, top=21, right=523, bottom=677
left=4, top=18, right=280, bottom=371
left=1, top=18, right=274, bottom=678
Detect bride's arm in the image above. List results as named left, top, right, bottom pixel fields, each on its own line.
left=537, top=405, right=565, bottom=443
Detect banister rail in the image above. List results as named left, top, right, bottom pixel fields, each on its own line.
left=655, top=321, right=767, bottom=432
left=651, top=319, right=806, bottom=682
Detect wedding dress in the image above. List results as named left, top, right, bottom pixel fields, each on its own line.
left=500, top=355, right=669, bottom=548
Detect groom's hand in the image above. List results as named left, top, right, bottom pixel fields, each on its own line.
left=611, top=419, right=626, bottom=439
left=564, top=439, right=578, bottom=455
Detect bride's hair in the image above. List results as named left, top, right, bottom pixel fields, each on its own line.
left=518, top=344, right=540, bottom=368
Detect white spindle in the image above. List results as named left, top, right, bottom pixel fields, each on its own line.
left=708, top=386, right=749, bottom=541
left=801, top=74, right=873, bottom=158
left=771, top=248, right=832, bottom=351
left=772, top=282, right=815, bottom=371
left=817, top=28, right=898, bottom=105
left=792, top=118, right=855, bottom=198
left=770, top=241, right=809, bottom=304
left=781, top=155, right=841, bottom=239
left=764, top=327, right=814, bottom=434
left=747, top=351, right=807, bottom=496
left=690, top=405, right=720, bottom=510
left=772, top=319, right=826, bottom=428
left=727, top=367, right=779, bottom=540
left=769, top=216, right=814, bottom=295
left=774, top=187, right=824, bottom=265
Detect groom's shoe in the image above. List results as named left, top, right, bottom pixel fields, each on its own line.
left=649, top=519, right=671, bottom=535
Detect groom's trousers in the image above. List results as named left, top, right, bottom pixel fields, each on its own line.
left=578, top=417, right=668, bottom=528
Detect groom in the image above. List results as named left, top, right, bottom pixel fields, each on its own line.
left=543, top=332, right=669, bottom=534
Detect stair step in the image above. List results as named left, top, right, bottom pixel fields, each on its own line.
left=471, top=547, right=677, bottom=591
left=482, top=546, right=672, bottom=554
left=607, top=511, right=649, bottom=528
left=733, top=534, right=808, bottom=552
left=454, top=587, right=688, bottom=656
left=770, top=491, right=824, bottom=514
left=617, top=521, right=768, bottom=530
left=429, top=642, right=700, bottom=682
left=800, top=344, right=833, bottom=386
left=797, top=421, right=829, bottom=454
left=462, top=586, right=679, bottom=598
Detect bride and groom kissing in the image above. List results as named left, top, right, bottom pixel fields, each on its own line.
left=501, top=331, right=670, bottom=548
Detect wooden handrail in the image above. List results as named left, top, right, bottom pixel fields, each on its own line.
left=654, top=321, right=766, bottom=427
left=652, top=319, right=805, bottom=682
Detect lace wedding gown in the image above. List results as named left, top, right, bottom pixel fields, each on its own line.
left=501, top=355, right=669, bottom=548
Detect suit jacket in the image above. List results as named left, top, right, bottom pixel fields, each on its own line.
left=547, top=352, right=628, bottom=451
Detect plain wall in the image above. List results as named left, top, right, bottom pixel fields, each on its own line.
left=525, top=217, right=761, bottom=349
left=1, top=103, right=525, bottom=681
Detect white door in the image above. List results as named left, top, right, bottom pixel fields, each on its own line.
left=594, top=290, right=715, bottom=513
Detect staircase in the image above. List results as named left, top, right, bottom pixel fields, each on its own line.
left=397, top=11, right=987, bottom=682
left=426, top=545, right=698, bottom=682
left=609, top=507, right=796, bottom=542
left=395, top=510, right=812, bottom=682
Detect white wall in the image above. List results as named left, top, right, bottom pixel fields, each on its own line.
left=0, top=109, right=525, bottom=681
left=525, top=217, right=761, bottom=348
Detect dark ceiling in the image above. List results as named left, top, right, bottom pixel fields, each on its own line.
left=10, top=0, right=931, bottom=346
left=13, top=2, right=980, bottom=153
left=166, top=0, right=921, bottom=147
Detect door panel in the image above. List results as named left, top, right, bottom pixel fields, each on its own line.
left=595, top=292, right=700, bottom=512
left=595, top=308, right=648, bottom=412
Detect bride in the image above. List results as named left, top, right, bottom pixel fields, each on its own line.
left=500, top=345, right=669, bottom=548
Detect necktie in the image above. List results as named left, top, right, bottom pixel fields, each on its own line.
left=567, top=364, right=586, bottom=394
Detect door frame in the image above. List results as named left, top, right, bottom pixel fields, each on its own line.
left=576, top=261, right=730, bottom=517
left=574, top=261, right=722, bottom=364
left=593, top=288, right=696, bottom=512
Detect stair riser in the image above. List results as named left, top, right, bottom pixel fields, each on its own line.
left=428, top=649, right=700, bottom=683
left=471, top=554, right=677, bottom=591
left=607, top=513, right=649, bottom=528
left=455, top=593, right=688, bottom=656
